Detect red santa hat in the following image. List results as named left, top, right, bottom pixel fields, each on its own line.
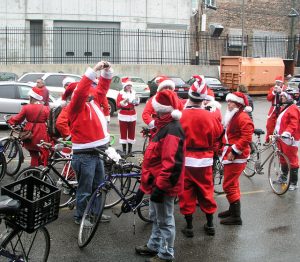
left=62, top=82, right=78, bottom=100
left=62, top=77, right=76, bottom=87
left=28, top=87, right=43, bottom=101
left=226, top=91, right=252, bottom=112
left=188, top=75, right=207, bottom=100
left=156, top=76, right=175, bottom=92
left=152, top=89, right=182, bottom=120
left=122, top=77, right=133, bottom=89
left=275, top=75, right=283, bottom=83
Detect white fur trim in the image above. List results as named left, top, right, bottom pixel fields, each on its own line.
left=28, top=89, right=43, bottom=101
left=85, top=67, right=97, bottom=81
left=127, top=139, right=136, bottom=144
left=157, top=80, right=175, bottom=92
left=226, top=93, right=245, bottom=105
left=206, top=100, right=221, bottom=111
left=152, top=96, right=174, bottom=113
left=101, top=68, right=114, bottom=79
left=120, top=100, right=128, bottom=107
left=148, top=120, right=155, bottom=129
left=122, top=81, right=133, bottom=88
left=244, top=106, right=252, bottom=112
left=119, top=139, right=128, bottom=144
left=205, top=95, right=215, bottom=101
left=185, top=157, right=213, bottom=167
left=171, top=109, right=182, bottom=120
left=232, top=144, right=242, bottom=155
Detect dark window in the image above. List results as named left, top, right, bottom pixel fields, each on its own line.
left=0, top=72, right=18, bottom=81
left=19, top=74, right=44, bottom=83
left=45, top=75, right=65, bottom=87
left=113, top=77, right=120, bottom=83
left=17, top=85, right=32, bottom=99
left=0, top=85, right=16, bottom=99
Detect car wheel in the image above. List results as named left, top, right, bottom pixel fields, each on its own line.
left=108, top=99, right=116, bottom=116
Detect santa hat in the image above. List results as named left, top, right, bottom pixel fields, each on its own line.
left=62, top=77, right=76, bottom=87
left=188, top=75, right=207, bottom=100
left=62, top=82, right=78, bottom=100
left=275, top=75, right=283, bottom=83
left=226, top=92, right=252, bottom=112
left=28, top=87, right=43, bottom=101
left=152, top=89, right=182, bottom=120
left=205, top=88, right=215, bottom=101
left=280, top=90, right=294, bottom=101
left=156, top=76, right=175, bottom=92
left=122, top=77, right=133, bottom=89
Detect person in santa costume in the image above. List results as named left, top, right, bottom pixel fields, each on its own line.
left=142, top=76, right=183, bottom=130
left=274, top=90, right=300, bottom=191
left=68, top=61, right=113, bottom=224
left=8, top=87, right=50, bottom=166
left=218, top=92, right=254, bottom=225
left=202, top=84, right=222, bottom=123
left=179, top=77, right=223, bottom=238
left=117, top=77, right=140, bottom=155
left=135, top=89, right=185, bottom=262
left=265, top=76, right=286, bottom=143
left=34, top=78, right=50, bottom=106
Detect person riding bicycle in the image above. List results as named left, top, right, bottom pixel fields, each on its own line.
left=218, top=92, right=254, bottom=225
left=274, top=90, right=300, bottom=191
left=68, top=61, right=113, bottom=225
left=179, top=77, right=223, bottom=238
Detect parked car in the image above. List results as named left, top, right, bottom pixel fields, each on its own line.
left=186, top=76, right=230, bottom=100
left=0, top=72, right=18, bottom=81
left=148, top=76, right=190, bottom=98
left=18, top=72, right=118, bottom=116
left=288, top=75, right=300, bottom=91
left=0, top=82, right=55, bottom=125
left=110, top=75, right=150, bottom=102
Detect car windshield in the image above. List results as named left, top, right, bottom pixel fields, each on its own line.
left=205, top=78, right=222, bottom=85
left=19, top=74, right=44, bottom=83
left=170, top=77, right=185, bottom=85
left=130, top=78, right=145, bottom=84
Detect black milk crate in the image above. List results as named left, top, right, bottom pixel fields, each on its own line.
left=1, top=175, right=60, bottom=233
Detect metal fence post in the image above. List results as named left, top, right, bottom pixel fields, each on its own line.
left=161, top=30, right=164, bottom=64
left=264, top=36, right=268, bottom=57
left=5, top=26, right=8, bottom=65
left=137, top=29, right=140, bottom=64
left=183, top=31, right=186, bottom=65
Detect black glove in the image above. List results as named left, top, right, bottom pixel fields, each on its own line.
left=134, top=189, right=145, bottom=205
left=150, top=187, right=165, bottom=203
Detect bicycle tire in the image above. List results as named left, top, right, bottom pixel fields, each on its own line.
left=3, top=139, right=23, bottom=176
left=137, top=197, right=152, bottom=223
left=268, top=151, right=291, bottom=195
left=243, top=142, right=258, bottom=178
left=15, top=166, right=43, bottom=181
left=0, top=152, right=7, bottom=181
left=213, top=158, right=224, bottom=194
left=2, top=226, right=50, bottom=262
left=78, top=187, right=107, bottom=248
left=125, top=150, right=144, bottom=168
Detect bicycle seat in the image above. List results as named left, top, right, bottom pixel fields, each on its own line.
left=254, top=129, right=265, bottom=136
left=0, top=195, right=21, bottom=215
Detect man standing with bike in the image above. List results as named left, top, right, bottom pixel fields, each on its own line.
left=218, top=92, right=254, bottom=225
left=135, top=89, right=185, bottom=262
left=68, top=61, right=113, bottom=225
left=275, top=90, right=300, bottom=191
left=179, top=77, right=223, bottom=237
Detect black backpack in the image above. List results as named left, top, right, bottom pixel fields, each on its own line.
left=47, top=106, right=62, bottom=137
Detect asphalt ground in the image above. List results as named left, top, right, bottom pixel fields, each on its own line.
left=0, top=96, right=300, bottom=262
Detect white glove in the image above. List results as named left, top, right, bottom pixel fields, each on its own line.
left=105, top=147, right=122, bottom=163
left=274, top=85, right=282, bottom=93
left=281, top=131, right=291, bottom=139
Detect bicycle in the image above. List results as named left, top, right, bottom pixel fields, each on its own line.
left=78, top=148, right=151, bottom=248
left=243, top=129, right=291, bottom=195
left=0, top=175, right=60, bottom=261
left=0, top=142, right=7, bottom=181
left=0, top=115, right=25, bottom=176
left=213, top=155, right=224, bottom=194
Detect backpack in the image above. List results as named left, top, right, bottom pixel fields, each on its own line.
left=47, top=106, right=62, bottom=137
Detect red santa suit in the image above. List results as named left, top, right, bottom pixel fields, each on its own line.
left=179, top=106, right=223, bottom=215
left=117, top=79, right=139, bottom=145
left=8, top=88, right=50, bottom=166
left=266, top=76, right=286, bottom=142
left=221, top=93, right=254, bottom=204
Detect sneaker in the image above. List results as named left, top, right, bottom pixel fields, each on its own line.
left=288, top=184, right=299, bottom=191
left=181, top=227, right=194, bottom=238
left=145, top=255, right=174, bottom=262
left=204, top=224, right=215, bottom=236
left=135, top=245, right=158, bottom=256
left=83, top=219, right=94, bottom=228
left=273, top=176, right=288, bottom=184
left=100, top=214, right=111, bottom=223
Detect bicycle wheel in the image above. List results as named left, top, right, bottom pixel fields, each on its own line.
left=243, top=142, right=258, bottom=178
left=78, top=187, right=107, bottom=248
left=16, top=166, right=43, bottom=180
left=0, top=152, right=7, bottom=181
left=2, top=226, right=50, bottom=262
left=268, top=151, right=290, bottom=195
left=137, top=197, right=152, bottom=223
left=125, top=150, right=144, bottom=168
left=213, top=158, right=224, bottom=194
left=2, top=139, right=23, bottom=176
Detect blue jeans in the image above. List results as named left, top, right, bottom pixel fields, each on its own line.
left=71, top=153, right=105, bottom=220
left=147, top=196, right=176, bottom=260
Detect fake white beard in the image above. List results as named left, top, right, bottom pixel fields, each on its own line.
left=223, top=107, right=239, bottom=127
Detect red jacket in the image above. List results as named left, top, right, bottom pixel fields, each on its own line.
left=8, top=103, right=50, bottom=151
left=33, top=85, right=49, bottom=106
left=68, top=68, right=113, bottom=150
left=56, top=106, right=70, bottom=138
left=221, top=110, right=254, bottom=164
left=141, top=115, right=185, bottom=196
left=267, top=85, right=286, bottom=118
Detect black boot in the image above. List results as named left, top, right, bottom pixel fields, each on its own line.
left=218, top=207, right=231, bottom=218
left=204, top=213, right=215, bottom=236
left=122, top=144, right=127, bottom=154
left=281, top=165, right=289, bottom=182
left=127, top=143, right=133, bottom=156
left=289, top=168, right=299, bottom=191
left=181, top=214, right=194, bottom=238
left=220, top=201, right=242, bottom=225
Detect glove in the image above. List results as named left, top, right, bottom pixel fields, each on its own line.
left=281, top=131, right=291, bottom=139
left=150, top=187, right=165, bottom=203
left=134, top=189, right=145, bottom=206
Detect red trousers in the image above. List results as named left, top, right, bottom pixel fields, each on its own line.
left=29, top=148, right=49, bottom=167
left=119, top=120, right=136, bottom=143
left=278, top=141, right=299, bottom=169
left=266, top=113, right=277, bottom=142
left=223, top=163, right=246, bottom=204
left=179, top=166, right=217, bottom=215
